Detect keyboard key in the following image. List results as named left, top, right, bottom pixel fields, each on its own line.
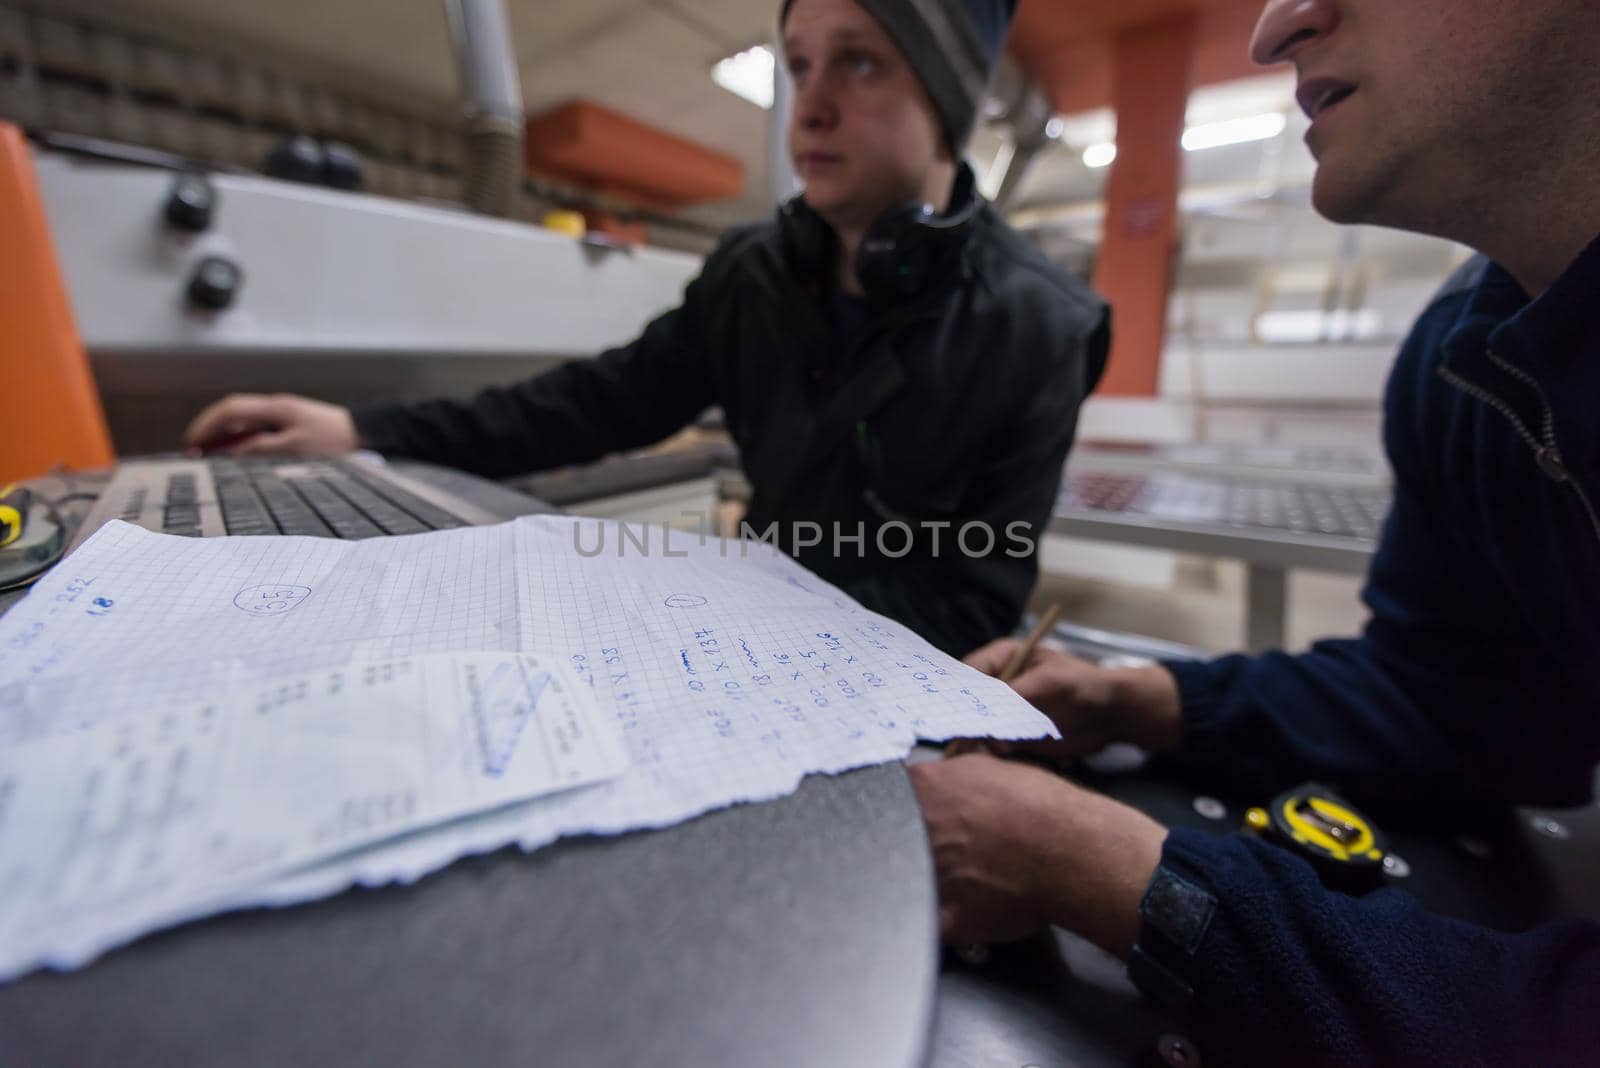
left=337, top=464, right=469, bottom=531
left=288, top=478, right=384, bottom=539
left=319, top=474, right=430, bottom=535
left=247, top=472, right=334, bottom=537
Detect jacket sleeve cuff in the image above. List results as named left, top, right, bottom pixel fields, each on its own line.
left=1160, top=654, right=1251, bottom=757
left=350, top=403, right=404, bottom=455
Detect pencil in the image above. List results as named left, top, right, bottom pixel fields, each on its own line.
left=997, top=602, right=1061, bottom=683
left=939, top=602, right=1064, bottom=761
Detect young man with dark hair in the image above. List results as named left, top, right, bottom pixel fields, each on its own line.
left=184, top=0, right=1109, bottom=657
left=912, top=0, right=1600, bottom=1062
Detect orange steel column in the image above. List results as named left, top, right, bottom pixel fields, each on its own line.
left=1091, top=15, right=1197, bottom=397
left=0, top=122, right=115, bottom=481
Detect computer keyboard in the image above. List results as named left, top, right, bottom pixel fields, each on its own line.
left=217, top=459, right=471, bottom=538
left=1062, top=472, right=1390, bottom=540
left=91, top=457, right=476, bottom=540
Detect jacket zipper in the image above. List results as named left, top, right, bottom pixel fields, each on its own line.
left=1437, top=351, right=1600, bottom=546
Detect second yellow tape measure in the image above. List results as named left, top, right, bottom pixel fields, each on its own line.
left=0, top=484, right=31, bottom=549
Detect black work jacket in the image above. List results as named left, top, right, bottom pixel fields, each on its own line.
left=354, top=203, right=1109, bottom=655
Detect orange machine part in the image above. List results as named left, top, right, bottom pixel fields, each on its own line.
left=524, top=100, right=745, bottom=213
left=0, top=122, right=115, bottom=483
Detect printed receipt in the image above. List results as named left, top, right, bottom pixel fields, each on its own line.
left=0, top=651, right=625, bottom=978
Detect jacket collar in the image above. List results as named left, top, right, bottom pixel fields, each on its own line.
left=1441, top=231, right=1600, bottom=476
left=1446, top=231, right=1600, bottom=370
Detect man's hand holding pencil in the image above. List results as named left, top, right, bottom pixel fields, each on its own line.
left=948, top=604, right=1186, bottom=762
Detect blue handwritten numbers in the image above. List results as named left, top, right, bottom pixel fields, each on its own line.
left=53, top=576, right=116, bottom=618
left=233, top=584, right=313, bottom=617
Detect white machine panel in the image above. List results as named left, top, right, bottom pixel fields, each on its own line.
left=33, top=149, right=703, bottom=358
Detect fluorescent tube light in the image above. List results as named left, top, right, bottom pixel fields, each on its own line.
left=1181, top=112, right=1287, bottom=152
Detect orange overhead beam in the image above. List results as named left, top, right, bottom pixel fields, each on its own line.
left=1010, top=0, right=1263, bottom=115
left=1091, top=14, right=1196, bottom=397
left=0, top=122, right=115, bottom=483
left=1007, top=0, right=1272, bottom=398
left=524, top=100, right=746, bottom=213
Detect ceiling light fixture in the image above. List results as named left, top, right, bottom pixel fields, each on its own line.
left=1076, top=110, right=1287, bottom=170
left=1180, top=112, right=1287, bottom=152
left=1257, top=308, right=1383, bottom=344
left=712, top=45, right=776, bottom=110
left=1082, top=142, right=1117, bottom=169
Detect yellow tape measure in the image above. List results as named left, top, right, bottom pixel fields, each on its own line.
left=1245, top=783, right=1388, bottom=892
left=0, top=483, right=30, bottom=549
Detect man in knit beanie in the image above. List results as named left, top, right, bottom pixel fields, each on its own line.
left=186, top=0, right=1110, bottom=658
left=782, top=0, right=1016, bottom=154
left=779, top=0, right=1017, bottom=296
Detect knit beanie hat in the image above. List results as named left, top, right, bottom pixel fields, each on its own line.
left=780, top=0, right=1019, bottom=152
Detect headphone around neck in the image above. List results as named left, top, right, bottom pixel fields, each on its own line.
left=779, top=162, right=982, bottom=303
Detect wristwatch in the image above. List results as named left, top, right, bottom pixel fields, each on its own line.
left=1127, top=864, right=1217, bottom=1014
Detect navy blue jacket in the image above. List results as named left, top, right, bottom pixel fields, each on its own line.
left=1139, top=237, right=1600, bottom=1065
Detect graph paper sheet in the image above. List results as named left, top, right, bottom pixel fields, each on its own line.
left=0, top=650, right=622, bottom=979
left=0, top=518, right=1055, bottom=973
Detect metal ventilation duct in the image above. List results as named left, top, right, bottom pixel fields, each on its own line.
left=444, top=0, right=524, bottom=217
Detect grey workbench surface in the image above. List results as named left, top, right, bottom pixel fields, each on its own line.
left=0, top=762, right=938, bottom=1068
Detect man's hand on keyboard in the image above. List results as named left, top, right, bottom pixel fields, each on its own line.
left=183, top=393, right=360, bottom=459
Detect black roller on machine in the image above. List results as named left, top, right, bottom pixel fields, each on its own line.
left=187, top=255, right=244, bottom=311
left=321, top=141, right=364, bottom=191
left=263, top=135, right=327, bottom=185
left=164, top=171, right=216, bottom=231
